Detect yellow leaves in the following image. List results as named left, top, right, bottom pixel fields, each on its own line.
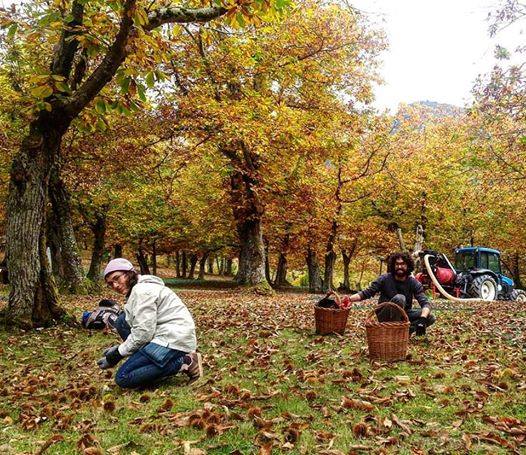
left=30, top=84, right=53, bottom=99
left=133, top=8, right=149, bottom=27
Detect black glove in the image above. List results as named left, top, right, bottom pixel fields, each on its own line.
left=97, top=345, right=123, bottom=369
left=415, top=317, right=427, bottom=336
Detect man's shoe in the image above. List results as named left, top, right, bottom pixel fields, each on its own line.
left=183, top=352, right=203, bottom=384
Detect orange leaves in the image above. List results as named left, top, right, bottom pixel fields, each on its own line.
left=340, top=396, right=374, bottom=412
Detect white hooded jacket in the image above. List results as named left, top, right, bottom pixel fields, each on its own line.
left=117, top=275, right=197, bottom=356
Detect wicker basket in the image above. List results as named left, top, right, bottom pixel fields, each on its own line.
left=365, top=302, right=410, bottom=361
left=314, top=291, right=350, bottom=335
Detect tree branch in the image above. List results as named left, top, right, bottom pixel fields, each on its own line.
left=146, top=6, right=228, bottom=30
left=64, top=0, right=137, bottom=118
left=51, top=0, right=84, bottom=78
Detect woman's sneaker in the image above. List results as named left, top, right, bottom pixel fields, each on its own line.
left=183, top=352, right=203, bottom=384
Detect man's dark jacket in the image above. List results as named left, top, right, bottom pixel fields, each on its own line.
left=358, top=273, right=430, bottom=310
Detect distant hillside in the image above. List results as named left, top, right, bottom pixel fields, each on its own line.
left=409, top=100, right=464, bottom=118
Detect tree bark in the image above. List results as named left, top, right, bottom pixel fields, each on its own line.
left=181, top=251, right=187, bottom=278
left=341, top=240, right=357, bottom=291
left=47, top=168, right=85, bottom=292
left=229, top=166, right=267, bottom=286
left=136, top=241, right=150, bottom=275
left=175, top=251, right=181, bottom=278
left=274, top=253, right=291, bottom=287
left=511, top=252, right=523, bottom=289
left=6, top=118, right=68, bottom=327
left=306, top=247, right=323, bottom=293
left=341, top=250, right=351, bottom=290
left=263, top=238, right=272, bottom=284
left=323, top=218, right=338, bottom=290
left=188, top=253, right=198, bottom=279
left=274, top=231, right=292, bottom=287
left=86, top=209, right=107, bottom=281
left=198, top=251, right=210, bottom=280
left=225, top=258, right=233, bottom=276
left=114, top=244, right=123, bottom=258
left=207, top=254, right=214, bottom=274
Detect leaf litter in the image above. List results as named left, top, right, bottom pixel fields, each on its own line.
left=0, top=289, right=525, bottom=453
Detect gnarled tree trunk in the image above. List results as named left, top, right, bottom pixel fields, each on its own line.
left=230, top=166, right=267, bottom=286
left=6, top=119, right=68, bottom=327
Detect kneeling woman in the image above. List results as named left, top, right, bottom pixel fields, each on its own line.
left=97, top=258, right=203, bottom=388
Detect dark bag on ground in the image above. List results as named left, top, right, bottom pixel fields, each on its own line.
left=81, top=299, right=121, bottom=330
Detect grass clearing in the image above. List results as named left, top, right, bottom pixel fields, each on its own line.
left=0, top=288, right=525, bottom=454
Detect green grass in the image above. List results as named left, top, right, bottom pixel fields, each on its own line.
left=0, top=290, right=525, bottom=454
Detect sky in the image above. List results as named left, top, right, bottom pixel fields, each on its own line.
left=350, top=0, right=524, bottom=111
left=1, top=0, right=523, bottom=112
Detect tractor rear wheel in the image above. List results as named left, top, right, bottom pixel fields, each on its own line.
left=469, top=275, right=497, bottom=301
left=511, top=289, right=526, bottom=302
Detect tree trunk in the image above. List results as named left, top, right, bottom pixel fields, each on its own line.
left=188, top=253, right=198, bottom=279
left=136, top=242, right=150, bottom=275
left=341, top=250, right=351, bottom=290
left=47, top=168, right=85, bottom=292
left=175, top=251, right=181, bottom=278
left=396, top=227, right=407, bottom=252
left=207, top=255, right=214, bottom=274
left=151, top=239, right=157, bottom=276
left=511, top=252, right=523, bottom=289
left=230, top=169, right=267, bottom=286
left=274, top=231, right=292, bottom=287
left=263, top=238, right=272, bottom=284
left=323, top=218, right=339, bottom=290
left=225, top=258, right=233, bottom=276
left=341, top=240, right=357, bottom=291
left=274, top=253, right=291, bottom=287
left=86, top=209, right=107, bottom=281
left=6, top=119, right=67, bottom=327
left=324, top=250, right=337, bottom=291
left=181, top=251, right=187, bottom=278
left=306, top=247, right=323, bottom=293
left=114, top=244, right=123, bottom=258
left=198, top=251, right=210, bottom=280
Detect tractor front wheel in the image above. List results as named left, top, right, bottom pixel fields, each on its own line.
left=511, top=289, right=526, bottom=302
left=469, top=275, right=497, bottom=301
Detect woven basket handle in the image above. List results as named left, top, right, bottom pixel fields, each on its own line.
left=325, top=289, right=342, bottom=307
left=365, top=301, right=409, bottom=324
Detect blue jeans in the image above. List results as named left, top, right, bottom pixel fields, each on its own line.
left=113, top=313, right=186, bottom=389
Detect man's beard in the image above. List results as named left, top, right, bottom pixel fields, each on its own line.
left=395, top=269, right=407, bottom=278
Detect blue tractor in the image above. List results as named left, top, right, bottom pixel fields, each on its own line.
left=417, top=246, right=526, bottom=301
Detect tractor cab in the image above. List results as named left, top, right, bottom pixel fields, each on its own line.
left=454, top=247, right=515, bottom=299
left=455, top=247, right=502, bottom=274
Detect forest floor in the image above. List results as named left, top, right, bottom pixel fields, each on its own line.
left=0, top=287, right=525, bottom=454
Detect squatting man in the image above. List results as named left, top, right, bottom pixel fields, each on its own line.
left=348, top=251, right=435, bottom=335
